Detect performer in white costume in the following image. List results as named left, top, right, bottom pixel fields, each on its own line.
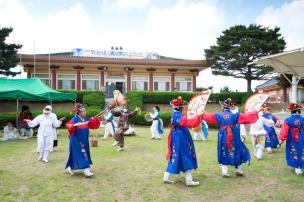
left=103, top=111, right=117, bottom=140
left=2, top=122, right=19, bottom=141
left=25, top=106, right=63, bottom=163
left=249, top=112, right=274, bottom=160
left=149, top=106, right=164, bottom=139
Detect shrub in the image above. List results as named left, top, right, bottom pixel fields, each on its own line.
left=83, top=92, right=105, bottom=109
left=125, top=92, right=144, bottom=110
left=58, top=90, right=105, bottom=106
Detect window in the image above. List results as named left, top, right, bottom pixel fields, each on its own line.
left=82, top=75, right=99, bottom=90
left=175, top=77, right=192, bottom=91
left=132, top=76, right=148, bottom=91
left=32, top=73, right=51, bottom=86
left=154, top=76, right=170, bottom=91
left=57, top=74, right=76, bottom=90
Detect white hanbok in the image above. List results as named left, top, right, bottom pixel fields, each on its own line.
left=3, top=126, right=18, bottom=141
left=103, top=112, right=117, bottom=139
left=249, top=116, right=274, bottom=159
left=28, top=114, right=62, bottom=159
left=150, top=111, right=164, bottom=139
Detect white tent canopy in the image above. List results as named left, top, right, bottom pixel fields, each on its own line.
left=253, top=47, right=304, bottom=102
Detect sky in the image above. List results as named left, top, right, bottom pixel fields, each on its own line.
left=1, top=0, right=304, bottom=92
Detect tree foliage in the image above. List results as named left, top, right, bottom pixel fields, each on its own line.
left=0, top=27, right=22, bottom=77
left=204, top=24, right=286, bottom=92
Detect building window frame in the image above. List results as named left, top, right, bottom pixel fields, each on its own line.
left=56, top=74, right=76, bottom=90
left=131, top=75, right=149, bottom=91
left=175, top=76, right=192, bottom=92
left=153, top=76, right=171, bottom=91
left=81, top=74, right=100, bottom=91
left=32, top=73, right=51, bottom=87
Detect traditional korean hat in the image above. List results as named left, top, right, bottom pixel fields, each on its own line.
left=72, top=103, right=86, bottom=114
left=43, top=105, right=52, bottom=114
left=170, top=96, right=188, bottom=107
left=287, top=103, right=303, bottom=111
left=219, top=98, right=233, bottom=109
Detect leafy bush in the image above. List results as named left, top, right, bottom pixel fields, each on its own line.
left=83, top=92, right=105, bottom=109
left=59, top=90, right=105, bottom=106
left=125, top=92, right=144, bottom=110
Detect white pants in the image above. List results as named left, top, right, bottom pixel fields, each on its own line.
left=163, top=171, right=194, bottom=183
left=250, top=135, right=265, bottom=159
left=37, top=135, right=54, bottom=153
left=221, top=165, right=243, bottom=175
left=104, top=122, right=116, bottom=139
left=151, top=120, right=161, bottom=139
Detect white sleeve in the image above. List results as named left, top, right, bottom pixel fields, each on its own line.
left=27, top=115, right=41, bottom=128
left=262, top=117, right=274, bottom=127
left=150, top=112, right=158, bottom=119
left=105, top=112, right=112, bottom=120
left=52, top=114, right=62, bottom=128
left=3, top=126, right=9, bottom=134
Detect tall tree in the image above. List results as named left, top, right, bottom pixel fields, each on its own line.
left=0, top=27, right=22, bottom=77
left=204, top=24, right=286, bottom=92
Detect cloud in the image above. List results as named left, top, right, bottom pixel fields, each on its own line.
left=256, top=0, right=304, bottom=49
left=143, top=0, right=227, bottom=59
left=101, top=0, right=152, bottom=9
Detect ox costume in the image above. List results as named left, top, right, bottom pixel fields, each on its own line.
left=262, top=105, right=280, bottom=153
left=163, top=96, right=202, bottom=186
left=27, top=105, right=62, bottom=163
left=280, top=103, right=304, bottom=175
left=150, top=106, right=164, bottom=139
left=65, top=104, right=100, bottom=177
left=112, top=106, right=138, bottom=151
left=103, top=111, right=117, bottom=140
left=202, top=98, right=259, bottom=177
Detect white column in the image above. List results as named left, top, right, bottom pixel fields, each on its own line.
left=292, top=75, right=298, bottom=103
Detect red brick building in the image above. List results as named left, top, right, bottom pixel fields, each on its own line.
left=19, top=49, right=208, bottom=97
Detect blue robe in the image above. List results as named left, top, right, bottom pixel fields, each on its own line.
left=203, top=110, right=257, bottom=167
left=154, top=112, right=164, bottom=135
left=65, top=116, right=93, bottom=170
left=263, top=113, right=279, bottom=148
left=201, top=121, right=208, bottom=140
left=166, top=111, right=198, bottom=174
left=282, top=114, right=304, bottom=169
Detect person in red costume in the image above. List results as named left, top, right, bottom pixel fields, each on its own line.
left=279, top=103, right=304, bottom=175
left=202, top=98, right=260, bottom=177
left=65, top=104, right=101, bottom=177
left=164, top=96, right=204, bottom=186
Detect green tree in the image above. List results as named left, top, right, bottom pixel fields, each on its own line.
left=204, top=24, right=286, bottom=92
left=220, top=86, right=231, bottom=93
left=0, top=27, right=22, bottom=77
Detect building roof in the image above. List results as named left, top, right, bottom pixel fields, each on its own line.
left=256, top=79, right=280, bottom=90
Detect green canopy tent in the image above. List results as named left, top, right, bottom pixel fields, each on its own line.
left=0, top=78, right=77, bottom=127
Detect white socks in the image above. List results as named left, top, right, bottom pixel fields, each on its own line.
left=84, top=168, right=93, bottom=177
left=221, top=165, right=243, bottom=176
left=221, top=165, right=229, bottom=176
left=266, top=147, right=272, bottom=152
left=256, top=144, right=263, bottom=160
left=295, top=168, right=303, bottom=175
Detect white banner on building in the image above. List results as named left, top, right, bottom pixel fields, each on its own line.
left=72, top=48, right=159, bottom=60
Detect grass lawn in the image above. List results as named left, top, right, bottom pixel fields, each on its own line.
left=0, top=127, right=303, bottom=202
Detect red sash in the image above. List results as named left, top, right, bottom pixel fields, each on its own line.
left=292, top=127, right=300, bottom=143
left=220, top=125, right=235, bottom=149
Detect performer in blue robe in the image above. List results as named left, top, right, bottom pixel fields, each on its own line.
left=262, top=105, right=280, bottom=153
left=65, top=104, right=100, bottom=177
left=280, top=103, right=304, bottom=175
left=163, top=96, right=203, bottom=186
left=202, top=98, right=259, bottom=177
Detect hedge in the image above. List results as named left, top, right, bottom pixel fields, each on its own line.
left=129, top=111, right=219, bottom=129
left=59, top=90, right=105, bottom=109
left=0, top=108, right=100, bottom=129
left=125, top=91, right=252, bottom=109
